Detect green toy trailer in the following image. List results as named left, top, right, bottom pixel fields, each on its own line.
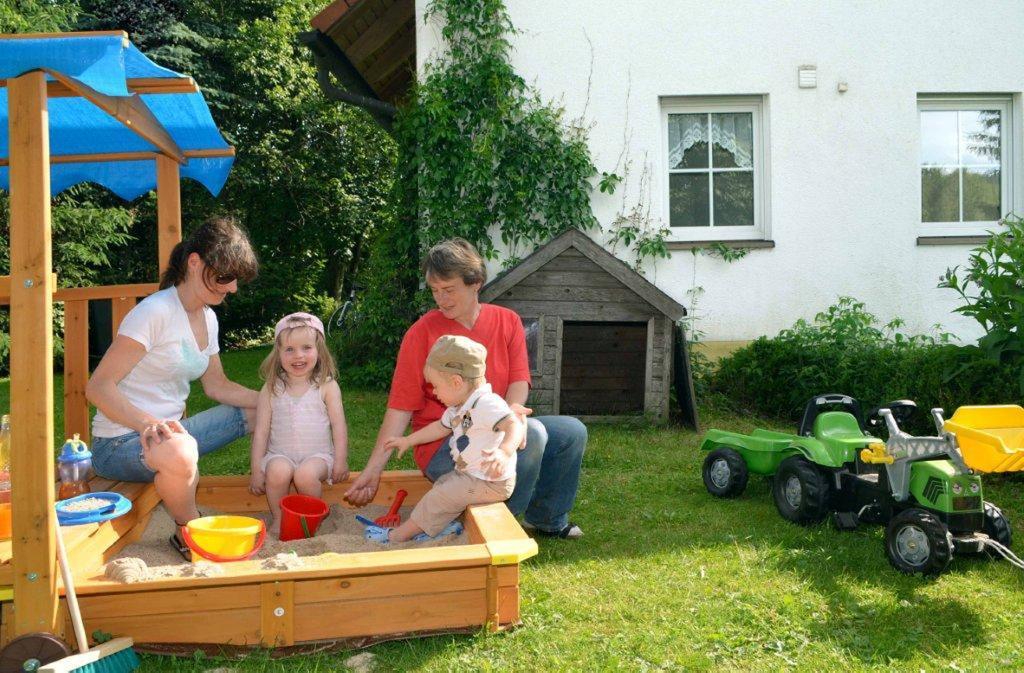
left=701, top=394, right=1024, bottom=576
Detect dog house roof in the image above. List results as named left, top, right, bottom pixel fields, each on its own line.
left=481, top=229, right=687, bottom=321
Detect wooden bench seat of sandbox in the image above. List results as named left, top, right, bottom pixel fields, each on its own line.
left=0, top=471, right=538, bottom=652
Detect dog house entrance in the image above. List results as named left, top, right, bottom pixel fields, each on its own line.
left=559, top=321, right=647, bottom=416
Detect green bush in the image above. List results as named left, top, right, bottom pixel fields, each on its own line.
left=712, top=297, right=1021, bottom=432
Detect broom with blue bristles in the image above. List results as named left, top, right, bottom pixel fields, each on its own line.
left=39, top=516, right=139, bottom=673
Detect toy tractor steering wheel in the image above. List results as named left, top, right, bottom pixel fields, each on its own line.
left=867, top=400, right=917, bottom=429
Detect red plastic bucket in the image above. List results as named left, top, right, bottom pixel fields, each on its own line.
left=279, top=494, right=330, bottom=541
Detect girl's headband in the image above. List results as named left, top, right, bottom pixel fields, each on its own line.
left=275, top=312, right=325, bottom=338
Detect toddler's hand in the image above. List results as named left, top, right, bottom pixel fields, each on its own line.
left=332, top=460, right=350, bottom=485
left=479, top=451, right=509, bottom=479
left=383, top=436, right=412, bottom=458
left=249, top=470, right=266, bottom=496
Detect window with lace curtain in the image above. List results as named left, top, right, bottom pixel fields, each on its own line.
left=662, top=96, right=769, bottom=240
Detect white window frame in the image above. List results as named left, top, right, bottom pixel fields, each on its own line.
left=918, top=95, right=1014, bottom=237
left=660, top=95, right=770, bottom=241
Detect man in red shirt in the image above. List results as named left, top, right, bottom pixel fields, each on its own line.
left=345, top=239, right=587, bottom=538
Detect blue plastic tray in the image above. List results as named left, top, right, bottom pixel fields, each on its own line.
left=55, top=491, right=132, bottom=526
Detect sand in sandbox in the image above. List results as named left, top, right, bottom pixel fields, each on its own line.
left=108, top=503, right=467, bottom=582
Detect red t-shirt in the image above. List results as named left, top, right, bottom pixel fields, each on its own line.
left=387, top=304, right=531, bottom=471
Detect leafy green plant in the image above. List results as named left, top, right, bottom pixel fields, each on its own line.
left=712, top=297, right=966, bottom=428
left=940, top=214, right=1024, bottom=368
left=347, top=0, right=603, bottom=382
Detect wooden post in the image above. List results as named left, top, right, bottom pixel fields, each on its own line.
left=110, top=296, right=136, bottom=334
left=156, top=154, right=181, bottom=276
left=8, top=71, right=59, bottom=636
left=63, top=300, right=90, bottom=441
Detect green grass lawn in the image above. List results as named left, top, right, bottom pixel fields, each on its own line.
left=6, top=347, right=1024, bottom=671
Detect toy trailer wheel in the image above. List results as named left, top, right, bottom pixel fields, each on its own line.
left=885, top=508, right=952, bottom=576
left=771, top=456, right=830, bottom=525
left=982, top=501, right=1012, bottom=552
left=702, top=448, right=749, bottom=498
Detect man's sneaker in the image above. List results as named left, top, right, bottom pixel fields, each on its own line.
left=412, top=519, right=464, bottom=542
left=522, top=522, right=584, bottom=539
left=364, top=524, right=391, bottom=544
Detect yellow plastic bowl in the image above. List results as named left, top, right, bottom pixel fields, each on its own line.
left=945, top=405, right=1024, bottom=473
left=182, top=515, right=265, bottom=563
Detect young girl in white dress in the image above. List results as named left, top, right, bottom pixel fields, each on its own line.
left=249, top=313, right=349, bottom=535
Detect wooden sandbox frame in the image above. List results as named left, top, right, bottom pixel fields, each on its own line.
left=0, top=470, right=536, bottom=651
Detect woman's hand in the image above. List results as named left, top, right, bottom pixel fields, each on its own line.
left=508, top=403, right=533, bottom=449
left=383, top=436, right=413, bottom=458
left=140, top=419, right=186, bottom=452
left=344, top=467, right=381, bottom=506
left=249, top=469, right=266, bottom=496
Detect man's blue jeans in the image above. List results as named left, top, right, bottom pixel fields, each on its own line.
left=424, top=415, right=587, bottom=533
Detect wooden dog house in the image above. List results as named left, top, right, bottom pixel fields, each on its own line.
left=481, top=230, right=687, bottom=422
left=0, top=31, right=535, bottom=658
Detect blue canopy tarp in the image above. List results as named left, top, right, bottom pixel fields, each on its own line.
left=0, top=32, right=233, bottom=200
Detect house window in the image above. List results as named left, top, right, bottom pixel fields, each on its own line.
left=919, top=96, right=1013, bottom=235
left=662, top=96, right=769, bottom=240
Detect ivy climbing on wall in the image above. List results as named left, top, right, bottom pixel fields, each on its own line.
left=344, top=0, right=602, bottom=384
left=396, top=0, right=599, bottom=262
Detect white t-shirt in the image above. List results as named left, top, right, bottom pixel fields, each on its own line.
left=440, top=383, right=516, bottom=481
left=92, top=287, right=219, bottom=438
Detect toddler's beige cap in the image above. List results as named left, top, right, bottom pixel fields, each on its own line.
left=426, top=335, right=487, bottom=379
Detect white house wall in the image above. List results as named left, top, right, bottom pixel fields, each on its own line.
left=415, top=0, right=1024, bottom=345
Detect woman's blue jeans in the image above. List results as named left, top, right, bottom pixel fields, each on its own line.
left=425, top=415, right=587, bottom=533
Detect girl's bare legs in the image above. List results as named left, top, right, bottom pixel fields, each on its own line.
left=264, top=458, right=294, bottom=536
left=293, top=458, right=328, bottom=499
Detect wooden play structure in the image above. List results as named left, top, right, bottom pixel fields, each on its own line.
left=0, top=31, right=535, bottom=656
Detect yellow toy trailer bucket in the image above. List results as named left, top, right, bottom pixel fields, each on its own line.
left=180, top=515, right=266, bottom=563
left=944, top=405, right=1024, bottom=473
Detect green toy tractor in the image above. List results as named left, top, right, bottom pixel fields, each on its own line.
left=700, top=393, right=1021, bottom=576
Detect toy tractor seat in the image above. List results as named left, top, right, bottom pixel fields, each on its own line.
left=813, top=411, right=870, bottom=453
left=799, top=393, right=865, bottom=437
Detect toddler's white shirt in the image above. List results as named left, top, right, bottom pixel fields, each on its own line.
left=441, top=383, right=516, bottom=481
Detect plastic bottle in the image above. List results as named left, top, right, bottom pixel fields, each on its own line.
left=57, top=434, right=92, bottom=500
left=0, top=415, right=11, bottom=540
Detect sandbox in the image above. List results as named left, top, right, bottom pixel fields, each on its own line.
left=0, top=471, right=537, bottom=653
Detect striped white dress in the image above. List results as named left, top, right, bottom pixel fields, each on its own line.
left=262, top=384, right=335, bottom=472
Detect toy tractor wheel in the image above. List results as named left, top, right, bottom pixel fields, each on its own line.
left=772, top=456, right=830, bottom=525
left=702, top=448, right=749, bottom=498
left=981, top=501, right=1012, bottom=552
left=884, top=508, right=952, bottom=576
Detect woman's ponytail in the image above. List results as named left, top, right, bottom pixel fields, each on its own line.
left=159, top=241, right=190, bottom=290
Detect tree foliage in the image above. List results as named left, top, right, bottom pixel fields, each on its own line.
left=79, top=0, right=396, bottom=342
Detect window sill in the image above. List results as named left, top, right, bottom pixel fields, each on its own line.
left=666, top=239, right=775, bottom=251
left=916, top=235, right=989, bottom=246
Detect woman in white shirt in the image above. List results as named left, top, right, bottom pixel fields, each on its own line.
left=87, top=217, right=260, bottom=539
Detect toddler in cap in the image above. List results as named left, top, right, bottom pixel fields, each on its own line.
left=367, top=334, right=521, bottom=543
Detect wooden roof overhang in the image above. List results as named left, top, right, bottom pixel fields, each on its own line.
left=300, top=0, right=415, bottom=131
